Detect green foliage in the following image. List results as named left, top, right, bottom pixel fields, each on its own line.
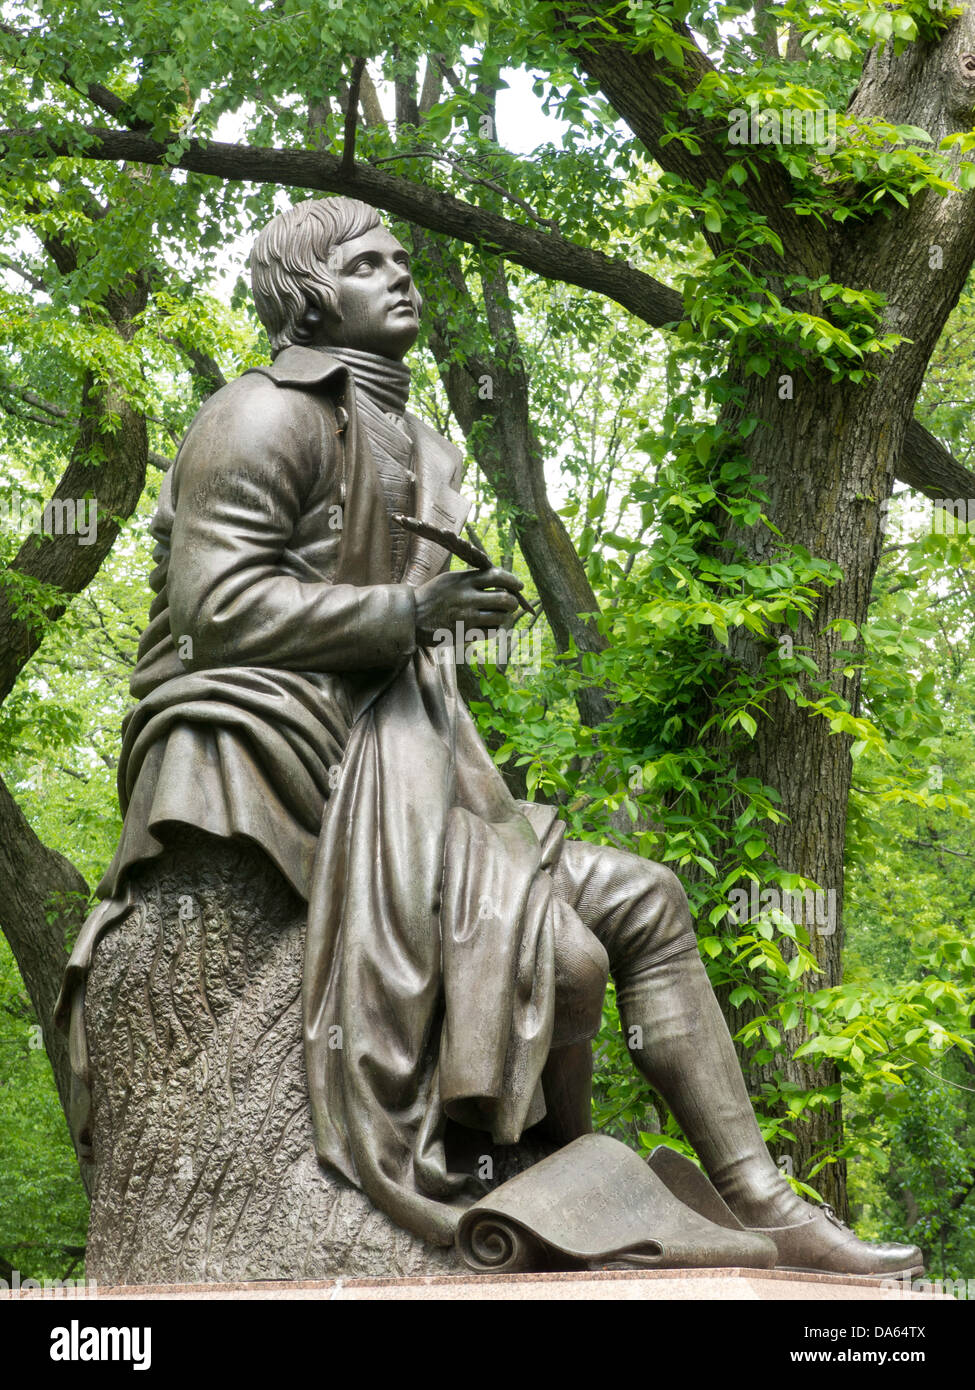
left=0, top=937, right=87, bottom=1282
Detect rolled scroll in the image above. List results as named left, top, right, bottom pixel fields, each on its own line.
left=455, top=1133, right=779, bottom=1274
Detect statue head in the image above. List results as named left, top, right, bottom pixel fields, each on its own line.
left=250, top=197, right=422, bottom=361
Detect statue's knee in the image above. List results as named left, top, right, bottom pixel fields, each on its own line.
left=609, top=860, right=698, bottom=976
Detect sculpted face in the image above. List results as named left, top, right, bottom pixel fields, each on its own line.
left=317, top=226, right=421, bottom=360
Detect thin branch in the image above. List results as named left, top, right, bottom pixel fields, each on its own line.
left=0, top=383, right=73, bottom=423
left=433, top=56, right=465, bottom=95
left=372, top=148, right=561, bottom=231
left=341, top=57, right=367, bottom=177
left=906, top=840, right=975, bottom=861
left=0, top=253, right=50, bottom=294
left=916, top=1063, right=975, bottom=1096
left=0, top=398, right=70, bottom=429
left=55, top=764, right=89, bottom=784
left=0, top=21, right=149, bottom=130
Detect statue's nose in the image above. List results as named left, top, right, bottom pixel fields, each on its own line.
left=389, top=261, right=412, bottom=293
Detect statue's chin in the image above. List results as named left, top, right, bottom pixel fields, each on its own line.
left=377, top=319, right=420, bottom=360
left=320, top=324, right=418, bottom=361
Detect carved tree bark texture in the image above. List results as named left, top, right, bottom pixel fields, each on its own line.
left=83, top=829, right=551, bottom=1284
left=6, top=10, right=975, bottom=1242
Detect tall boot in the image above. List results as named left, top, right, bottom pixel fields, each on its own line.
left=618, top=944, right=806, bottom=1227
left=617, top=945, right=923, bottom=1275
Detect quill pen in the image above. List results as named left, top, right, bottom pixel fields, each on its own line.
left=391, top=513, right=536, bottom=615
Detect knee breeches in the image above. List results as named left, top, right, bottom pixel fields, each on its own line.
left=548, top=839, right=699, bottom=1044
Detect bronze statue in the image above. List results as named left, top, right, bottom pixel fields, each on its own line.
left=57, top=197, right=921, bottom=1279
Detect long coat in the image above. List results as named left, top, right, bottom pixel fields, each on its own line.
left=57, top=346, right=600, bottom=1245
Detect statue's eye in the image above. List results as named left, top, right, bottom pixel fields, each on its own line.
left=352, top=259, right=374, bottom=275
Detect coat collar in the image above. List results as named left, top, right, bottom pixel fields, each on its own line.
left=254, top=344, right=351, bottom=389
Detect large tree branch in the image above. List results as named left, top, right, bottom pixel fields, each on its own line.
left=0, top=123, right=685, bottom=328
left=155, top=329, right=227, bottom=398
left=839, top=5, right=975, bottom=393
left=899, top=419, right=975, bottom=505
left=0, top=372, right=148, bottom=706
left=2, top=84, right=970, bottom=510
left=4, top=120, right=966, bottom=507
left=556, top=3, right=818, bottom=266
left=0, top=215, right=149, bottom=703
left=0, top=215, right=151, bottom=1173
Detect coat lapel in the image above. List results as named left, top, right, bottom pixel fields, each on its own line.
left=401, top=414, right=471, bottom=587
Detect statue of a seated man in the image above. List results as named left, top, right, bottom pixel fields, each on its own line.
left=59, top=196, right=919, bottom=1278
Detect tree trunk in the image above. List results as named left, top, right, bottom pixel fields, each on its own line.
left=415, top=233, right=612, bottom=727
left=714, top=12, right=975, bottom=1211
left=0, top=255, right=150, bottom=1135
left=710, top=364, right=907, bottom=1212
left=82, top=828, right=552, bottom=1284
left=0, top=772, right=89, bottom=1130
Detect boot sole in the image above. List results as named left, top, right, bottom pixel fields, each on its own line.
left=776, top=1263, right=925, bottom=1280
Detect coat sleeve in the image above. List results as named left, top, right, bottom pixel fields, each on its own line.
left=167, top=379, right=417, bottom=673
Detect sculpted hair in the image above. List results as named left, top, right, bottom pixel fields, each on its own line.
left=250, top=197, right=382, bottom=355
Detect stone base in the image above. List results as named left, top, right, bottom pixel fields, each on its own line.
left=3, top=1269, right=945, bottom=1301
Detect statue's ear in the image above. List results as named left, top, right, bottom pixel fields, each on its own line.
left=292, top=304, right=324, bottom=344
left=293, top=296, right=337, bottom=341
left=410, top=285, right=423, bottom=319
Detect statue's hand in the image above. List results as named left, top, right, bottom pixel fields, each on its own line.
left=414, top=567, right=523, bottom=646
